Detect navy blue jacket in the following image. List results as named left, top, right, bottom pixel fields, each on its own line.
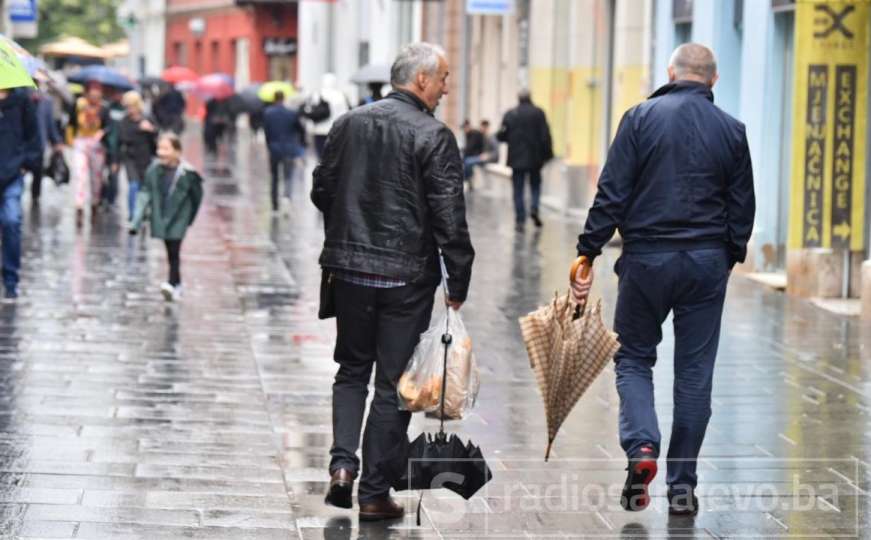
left=263, top=103, right=305, bottom=160
left=0, top=89, right=39, bottom=184
left=577, top=81, right=755, bottom=266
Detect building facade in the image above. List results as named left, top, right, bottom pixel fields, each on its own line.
left=119, top=0, right=168, bottom=78
left=653, top=0, right=871, bottom=299
left=427, top=0, right=654, bottom=216
left=297, top=0, right=422, bottom=102
left=164, top=0, right=299, bottom=87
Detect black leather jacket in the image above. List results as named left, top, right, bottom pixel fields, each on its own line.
left=311, top=91, right=475, bottom=301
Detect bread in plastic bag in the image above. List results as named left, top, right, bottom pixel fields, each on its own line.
left=397, top=309, right=480, bottom=419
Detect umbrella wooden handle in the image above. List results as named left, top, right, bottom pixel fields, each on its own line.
left=569, top=256, right=591, bottom=284
left=570, top=256, right=591, bottom=320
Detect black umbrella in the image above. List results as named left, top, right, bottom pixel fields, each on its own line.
left=377, top=255, right=492, bottom=525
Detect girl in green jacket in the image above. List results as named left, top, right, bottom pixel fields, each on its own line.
left=130, top=133, right=203, bottom=301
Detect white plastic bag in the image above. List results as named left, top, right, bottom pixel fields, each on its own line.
left=397, top=308, right=480, bottom=419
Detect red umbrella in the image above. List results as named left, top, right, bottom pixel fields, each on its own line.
left=193, top=73, right=234, bottom=100
left=161, top=66, right=198, bottom=84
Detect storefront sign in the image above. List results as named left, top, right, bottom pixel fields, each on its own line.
left=467, top=0, right=514, bottom=15
left=8, top=0, right=38, bottom=39
left=789, top=0, right=868, bottom=251
left=263, top=38, right=297, bottom=56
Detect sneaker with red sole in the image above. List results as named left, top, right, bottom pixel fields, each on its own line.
left=620, top=446, right=658, bottom=511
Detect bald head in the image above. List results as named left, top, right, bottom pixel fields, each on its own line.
left=668, top=43, right=718, bottom=86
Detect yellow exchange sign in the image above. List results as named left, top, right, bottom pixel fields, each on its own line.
left=789, top=0, right=869, bottom=251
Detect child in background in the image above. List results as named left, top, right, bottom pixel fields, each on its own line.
left=130, top=133, right=203, bottom=301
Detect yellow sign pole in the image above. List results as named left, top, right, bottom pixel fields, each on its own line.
left=789, top=0, right=869, bottom=251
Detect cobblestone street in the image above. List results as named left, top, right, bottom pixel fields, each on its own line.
left=0, top=130, right=867, bottom=539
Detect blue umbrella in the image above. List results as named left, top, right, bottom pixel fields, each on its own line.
left=68, top=65, right=134, bottom=90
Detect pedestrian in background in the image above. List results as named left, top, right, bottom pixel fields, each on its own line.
left=461, top=119, right=484, bottom=188
left=130, top=133, right=203, bottom=302
left=308, top=73, right=350, bottom=160
left=312, top=42, right=474, bottom=521
left=118, top=91, right=157, bottom=223
left=263, top=90, right=304, bottom=215
left=154, top=84, right=186, bottom=134
left=72, top=83, right=110, bottom=226
left=102, top=89, right=126, bottom=209
left=572, top=43, right=755, bottom=517
left=28, top=84, right=63, bottom=206
left=0, top=88, right=38, bottom=299
left=498, top=89, right=553, bottom=230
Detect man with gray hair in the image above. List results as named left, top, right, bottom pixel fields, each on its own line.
left=312, top=42, right=474, bottom=521
left=572, top=42, right=755, bottom=516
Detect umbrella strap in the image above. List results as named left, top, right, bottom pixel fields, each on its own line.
left=438, top=249, right=451, bottom=435
left=416, top=491, right=424, bottom=527
left=439, top=325, right=451, bottom=435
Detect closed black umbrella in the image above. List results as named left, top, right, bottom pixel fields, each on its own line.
left=377, top=256, right=492, bottom=524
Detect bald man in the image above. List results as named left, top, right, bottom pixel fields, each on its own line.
left=572, top=43, right=755, bottom=516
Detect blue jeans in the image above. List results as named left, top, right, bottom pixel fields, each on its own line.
left=0, top=178, right=23, bottom=290
left=127, top=180, right=141, bottom=221
left=511, top=168, right=541, bottom=223
left=463, top=156, right=486, bottom=180
left=613, top=248, right=730, bottom=492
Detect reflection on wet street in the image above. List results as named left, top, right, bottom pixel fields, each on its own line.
left=0, top=129, right=867, bottom=538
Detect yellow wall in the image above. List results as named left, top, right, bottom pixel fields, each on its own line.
left=530, top=64, right=649, bottom=169
left=611, top=64, right=649, bottom=138
left=531, top=67, right=607, bottom=168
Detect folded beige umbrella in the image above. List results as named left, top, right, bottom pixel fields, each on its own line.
left=519, top=259, right=620, bottom=461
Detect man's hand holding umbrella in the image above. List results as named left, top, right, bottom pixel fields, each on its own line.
left=570, top=256, right=594, bottom=307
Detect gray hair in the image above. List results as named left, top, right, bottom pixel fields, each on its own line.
left=669, top=43, right=717, bottom=82
left=390, top=42, right=446, bottom=87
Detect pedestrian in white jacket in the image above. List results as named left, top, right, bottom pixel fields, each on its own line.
left=310, top=73, right=350, bottom=159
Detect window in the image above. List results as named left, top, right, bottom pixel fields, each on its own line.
left=734, top=0, right=743, bottom=32
left=173, top=42, right=186, bottom=66
left=211, top=41, right=220, bottom=73
left=673, top=0, right=693, bottom=23
left=675, top=23, right=692, bottom=44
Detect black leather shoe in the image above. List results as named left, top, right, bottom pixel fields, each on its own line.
left=668, top=487, right=699, bottom=516
left=531, top=213, right=543, bottom=227
left=620, top=446, right=658, bottom=511
left=324, top=469, right=354, bottom=509
left=359, top=496, right=405, bottom=521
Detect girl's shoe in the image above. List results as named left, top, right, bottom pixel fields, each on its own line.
left=172, top=285, right=183, bottom=301
left=160, top=282, right=175, bottom=302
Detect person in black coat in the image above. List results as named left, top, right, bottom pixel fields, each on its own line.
left=497, top=89, right=553, bottom=229
left=572, top=43, right=755, bottom=517
left=153, top=86, right=186, bottom=134
left=118, top=91, right=157, bottom=222
left=262, top=91, right=304, bottom=213
left=311, top=42, right=474, bottom=522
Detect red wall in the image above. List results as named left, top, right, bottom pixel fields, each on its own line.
left=164, top=4, right=298, bottom=83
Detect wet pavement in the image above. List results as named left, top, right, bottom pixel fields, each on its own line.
left=0, top=129, right=868, bottom=539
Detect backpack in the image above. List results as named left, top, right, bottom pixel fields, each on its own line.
left=304, top=97, right=331, bottom=123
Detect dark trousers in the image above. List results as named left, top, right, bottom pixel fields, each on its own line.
left=268, top=153, right=294, bottom=211
left=511, top=168, right=542, bottom=224
left=314, top=135, right=328, bottom=160
left=330, top=279, right=436, bottom=503
left=28, top=162, right=44, bottom=201
left=103, top=166, right=119, bottom=206
left=164, top=239, right=182, bottom=286
left=614, top=248, right=730, bottom=493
